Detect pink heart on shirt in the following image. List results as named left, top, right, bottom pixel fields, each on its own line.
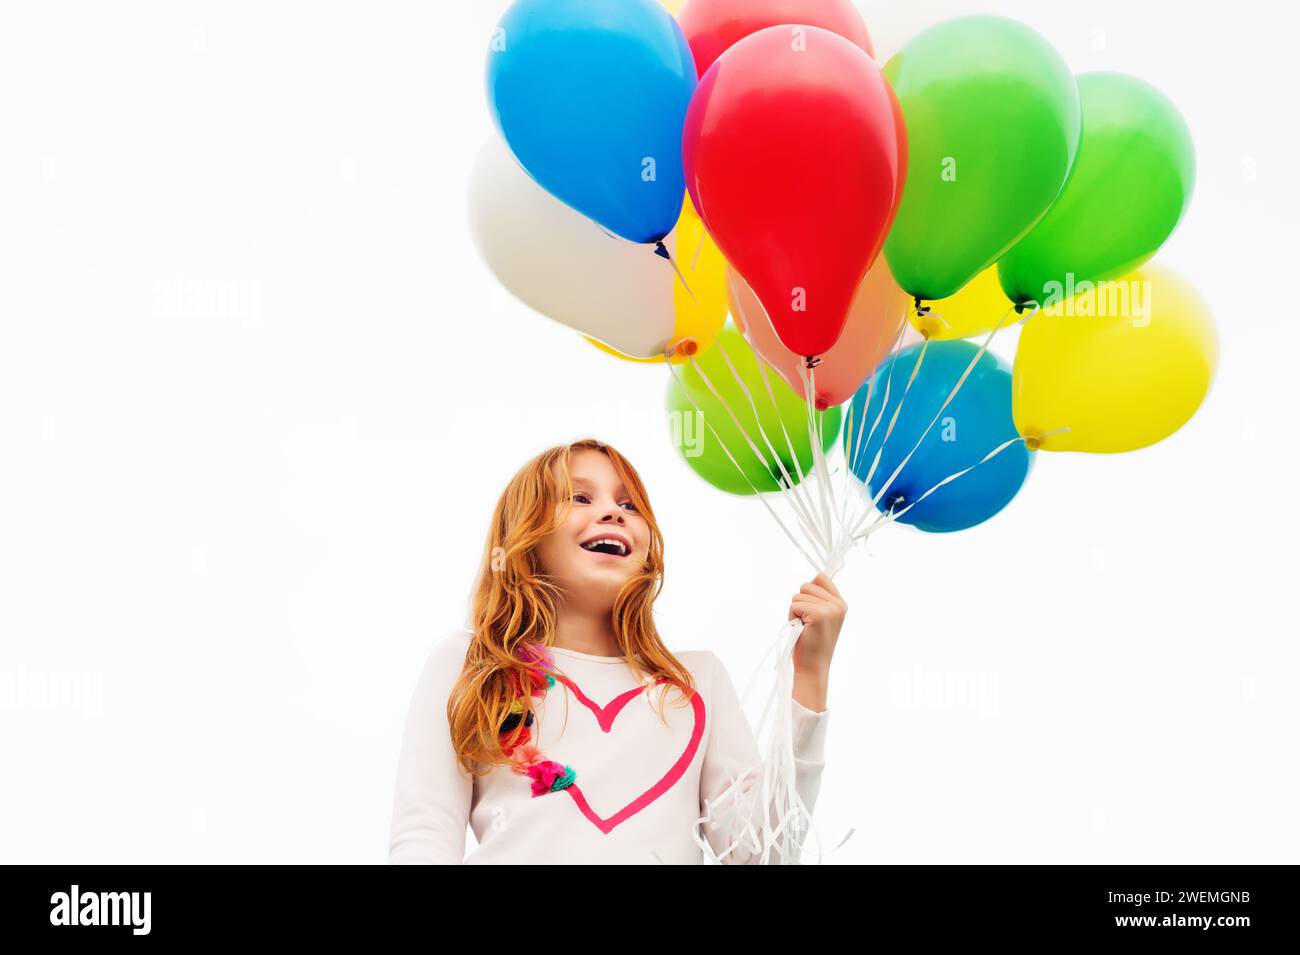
left=549, top=674, right=706, bottom=835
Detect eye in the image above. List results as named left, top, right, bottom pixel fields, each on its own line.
left=621, top=501, right=638, bottom=513
left=572, top=492, right=591, bottom=504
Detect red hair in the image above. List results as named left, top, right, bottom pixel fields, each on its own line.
left=447, top=439, right=695, bottom=775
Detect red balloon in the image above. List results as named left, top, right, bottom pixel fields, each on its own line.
left=682, top=25, right=903, bottom=358
left=678, top=0, right=874, bottom=77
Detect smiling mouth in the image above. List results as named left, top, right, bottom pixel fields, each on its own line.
left=579, top=537, right=630, bottom=557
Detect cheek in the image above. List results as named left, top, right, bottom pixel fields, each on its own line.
left=537, top=510, right=580, bottom=565
left=633, top=521, right=653, bottom=558
left=536, top=530, right=573, bottom=576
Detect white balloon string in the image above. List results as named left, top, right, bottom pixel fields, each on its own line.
left=850, top=333, right=932, bottom=529
left=844, top=350, right=898, bottom=537
left=753, top=354, right=814, bottom=491
left=809, top=365, right=844, bottom=553
left=882, top=426, right=1070, bottom=526
left=851, top=307, right=918, bottom=478
left=708, top=341, right=830, bottom=554
left=849, top=352, right=895, bottom=479
left=809, top=364, right=841, bottom=547
left=860, top=506, right=898, bottom=539
left=751, top=355, right=828, bottom=553
left=656, top=241, right=698, bottom=305
left=691, top=374, right=854, bottom=864
left=685, top=354, right=781, bottom=479
left=842, top=311, right=911, bottom=536
left=688, top=302, right=1047, bottom=864
left=726, top=269, right=817, bottom=525
left=689, top=223, right=705, bottom=272
left=727, top=271, right=824, bottom=546
left=687, top=352, right=830, bottom=561
left=693, top=616, right=823, bottom=865
left=919, top=305, right=952, bottom=333
left=853, top=302, right=1022, bottom=535
left=665, top=356, right=825, bottom=573
left=797, top=362, right=839, bottom=562
left=837, top=400, right=858, bottom=542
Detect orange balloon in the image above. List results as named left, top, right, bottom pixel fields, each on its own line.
left=729, top=263, right=912, bottom=409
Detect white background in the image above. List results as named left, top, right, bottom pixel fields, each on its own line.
left=1, top=0, right=1295, bottom=863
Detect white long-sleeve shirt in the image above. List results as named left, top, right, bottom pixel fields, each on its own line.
left=388, top=628, right=830, bottom=864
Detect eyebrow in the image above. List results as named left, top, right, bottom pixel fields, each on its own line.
left=570, top=475, right=630, bottom=497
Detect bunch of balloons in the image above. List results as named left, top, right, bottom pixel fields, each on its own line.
left=474, top=0, right=1216, bottom=550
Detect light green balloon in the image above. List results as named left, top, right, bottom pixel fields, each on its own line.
left=883, top=16, right=1080, bottom=301
left=997, top=72, right=1195, bottom=305
left=666, top=328, right=841, bottom=496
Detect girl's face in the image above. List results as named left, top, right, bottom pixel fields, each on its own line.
left=534, top=449, right=650, bottom=608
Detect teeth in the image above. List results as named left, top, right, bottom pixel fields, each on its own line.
left=582, top=538, right=627, bottom=555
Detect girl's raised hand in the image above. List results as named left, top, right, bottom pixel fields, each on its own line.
left=789, top=573, right=847, bottom=679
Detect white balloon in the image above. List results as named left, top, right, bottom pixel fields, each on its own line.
left=468, top=135, right=683, bottom=359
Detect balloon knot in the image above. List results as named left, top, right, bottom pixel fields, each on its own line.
left=804, top=356, right=822, bottom=369
left=653, top=240, right=670, bottom=260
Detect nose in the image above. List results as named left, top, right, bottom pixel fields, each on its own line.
left=598, top=505, right=625, bottom=525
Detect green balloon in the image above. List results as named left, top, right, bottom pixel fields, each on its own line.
left=882, top=16, right=1080, bottom=301
left=997, top=72, right=1195, bottom=305
left=666, top=328, right=841, bottom=496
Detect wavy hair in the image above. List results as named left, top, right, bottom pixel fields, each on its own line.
left=447, top=439, right=695, bottom=776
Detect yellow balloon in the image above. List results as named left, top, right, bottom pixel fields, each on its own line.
left=909, top=266, right=1015, bottom=340
left=590, top=0, right=701, bottom=362
left=585, top=196, right=729, bottom=364
left=1013, top=264, right=1217, bottom=453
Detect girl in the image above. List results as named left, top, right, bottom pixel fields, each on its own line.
left=388, top=438, right=846, bottom=864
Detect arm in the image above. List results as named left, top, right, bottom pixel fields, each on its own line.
left=696, top=650, right=830, bottom=865
left=388, top=631, right=474, bottom=864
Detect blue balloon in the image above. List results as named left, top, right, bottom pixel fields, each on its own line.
left=843, top=341, right=1033, bottom=533
left=486, top=0, right=697, bottom=245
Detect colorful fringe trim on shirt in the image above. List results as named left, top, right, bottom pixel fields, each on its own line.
left=499, top=644, right=574, bottom=797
